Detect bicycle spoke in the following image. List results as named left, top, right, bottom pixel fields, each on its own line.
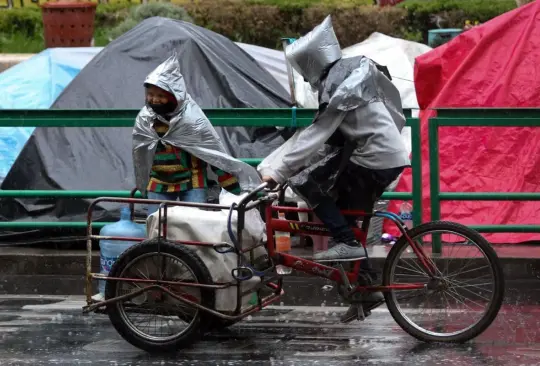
left=386, top=226, right=500, bottom=340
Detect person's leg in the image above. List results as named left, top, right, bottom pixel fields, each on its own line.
left=147, top=191, right=180, bottom=217
left=333, top=165, right=405, bottom=323
left=178, top=188, right=208, bottom=203
left=312, top=196, right=367, bottom=261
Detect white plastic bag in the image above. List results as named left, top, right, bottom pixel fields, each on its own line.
left=146, top=191, right=268, bottom=312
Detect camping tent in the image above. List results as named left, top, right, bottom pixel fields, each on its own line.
left=386, top=1, right=540, bottom=243
left=0, top=43, right=288, bottom=184
left=0, top=48, right=102, bottom=182
left=235, top=42, right=290, bottom=92
left=0, top=17, right=292, bottom=242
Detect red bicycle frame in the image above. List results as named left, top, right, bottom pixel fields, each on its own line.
left=264, top=203, right=434, bottom=292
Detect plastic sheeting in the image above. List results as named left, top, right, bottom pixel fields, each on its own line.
left=285, top=15, right=342, bottom=88
left=386, top=1, right=540, bottom=243
left=262, top=16, right=408, bottom=218
left=293, top=32, right=432, bottom=110
left=0, top=17, right=291, bottom=241
left=133, top=53, right=262, bottom=195
left=235, top=42, right=290, bottom=92
left=0, top=47, right=101, bottom=182
left=146, top=190, right=267, bottom=312
left=291, top=32, right=432, bottom=159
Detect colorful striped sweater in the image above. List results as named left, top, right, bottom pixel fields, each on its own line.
left=147, top=121, right=241, bottom=194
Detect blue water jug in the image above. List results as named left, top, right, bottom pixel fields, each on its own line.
left=98, top=206, right=146, bottom=295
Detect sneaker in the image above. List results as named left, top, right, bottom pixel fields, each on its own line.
left=91, top=293, right=104, bottom=302
left=340, top=291, right=385, bottom=323
left=313, top=241, right=367, bottom=262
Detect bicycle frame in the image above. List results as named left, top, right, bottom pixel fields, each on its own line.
left=264, top=203, right=434, bottom=292
left=82, top=184, right=435, bottom=319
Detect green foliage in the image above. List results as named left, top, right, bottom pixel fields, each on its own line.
left=0, top=0, right=521, bottom=53
left=95, top=1, right=135, bottom=28
left=182, top=0, right=407, bottom=49
left=399, top=0, right=517, bottom=36
left=108, top=2, right=193, bottom=40
left=245, top=0, right=374, bottom=7
left=0, top=7, right=41, bottom=37
left=0, top=30, right=43, bottom=53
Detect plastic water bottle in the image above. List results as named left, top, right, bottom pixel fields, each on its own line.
left=275, top=212, right=292, bottom=275
left=98, top=206, right=147, bottom=295
left=399, top=202, right=413, bottom=229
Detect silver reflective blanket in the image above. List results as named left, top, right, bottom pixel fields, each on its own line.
left=132, top=53, right=262, bottom=195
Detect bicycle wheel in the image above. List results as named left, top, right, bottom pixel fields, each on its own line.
left=382, top=221, right=504, bottom=343
left=105, top=238, right=215, bottom=353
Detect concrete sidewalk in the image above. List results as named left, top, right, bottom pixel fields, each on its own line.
left=1, top=244, right=539, bottom=305
left=0, top=54, right=33, bottom=73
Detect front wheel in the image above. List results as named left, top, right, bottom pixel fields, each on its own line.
left=382, top=221, right=505, bottom=343
left=105, top=238, right=216, bottom=353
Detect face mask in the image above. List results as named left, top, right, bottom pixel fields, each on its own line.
left=147, top=102, right=177, bottom=116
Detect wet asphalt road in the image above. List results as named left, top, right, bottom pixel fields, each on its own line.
left=1, top=294, right=540, bottom=366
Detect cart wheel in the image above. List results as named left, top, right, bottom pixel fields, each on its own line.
left=105, top=238, right=215, bottom=353
left=382, top=221, right=504, bottom=343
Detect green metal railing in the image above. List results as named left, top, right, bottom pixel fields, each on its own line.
left=0, top=108, right=422, bottom=229
left=429, top=108, right=540, bottom=252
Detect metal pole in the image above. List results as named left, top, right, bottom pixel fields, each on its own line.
left=281, top=38, right=297, bottom=107
left=410, top=118, right=423, bottom=227
left=428, top=116, right=442, bottom=254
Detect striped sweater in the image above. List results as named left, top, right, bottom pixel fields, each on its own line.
left=147, top=121, right=241, bottom=194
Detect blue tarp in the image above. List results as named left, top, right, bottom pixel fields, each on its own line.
left=0, top=47, right=102, bottom=182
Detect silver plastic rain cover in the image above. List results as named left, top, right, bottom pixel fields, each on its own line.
left=284, top=15, right=342, bottom=88
left=261, top=15, right=408, bottom=210
left=133, top=53, right=262, bottom=195
left=320, top=55, right=405, bottom=125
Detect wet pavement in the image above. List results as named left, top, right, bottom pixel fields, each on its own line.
left=1, top=294, right=540, bottom=365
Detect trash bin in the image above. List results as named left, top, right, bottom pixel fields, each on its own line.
left=428, top=29, right=463, bottom=48
left=41, top=1, right=97, bottom=48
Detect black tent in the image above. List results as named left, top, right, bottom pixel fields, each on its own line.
left=0, top=17, right=292, bottom=244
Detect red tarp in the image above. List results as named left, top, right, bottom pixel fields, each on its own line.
left=384, top=1, right=540, bottom=243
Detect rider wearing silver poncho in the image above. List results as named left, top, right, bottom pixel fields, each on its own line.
left=261, top=16, right=410, bottom=322
left=132, top=53, right=262, bottom=202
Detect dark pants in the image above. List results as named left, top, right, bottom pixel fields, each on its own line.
left=313, top=164, right=405, bottom=244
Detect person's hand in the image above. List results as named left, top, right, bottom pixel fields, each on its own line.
left=262, top=176, right=277, bottom=188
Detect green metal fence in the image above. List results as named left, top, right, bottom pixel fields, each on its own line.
left=429, top=108, right=540, bottom=251
left=0, top=108, right=422, bottom=229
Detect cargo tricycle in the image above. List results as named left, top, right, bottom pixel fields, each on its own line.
left=82, top=183, right=504, bottom=353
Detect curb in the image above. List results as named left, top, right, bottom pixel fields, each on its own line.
left=0, top=247, right=539, bottom=306
left=0, top=54, right=34, bottom=73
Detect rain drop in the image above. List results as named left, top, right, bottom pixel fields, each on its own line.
left=322, top=285, right=333, bottom=292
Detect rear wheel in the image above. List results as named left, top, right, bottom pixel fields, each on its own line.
left=382, top=221, right=504, bottom=343
left=105, top=238, right=215, bottom=353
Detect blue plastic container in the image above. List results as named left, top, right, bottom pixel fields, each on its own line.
left=98, top=206, right=146, bottom=295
